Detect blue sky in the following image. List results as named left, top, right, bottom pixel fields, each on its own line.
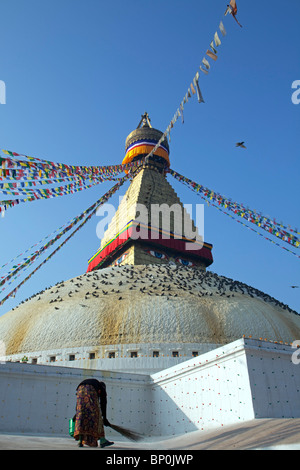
left=0, top=0, right=299, bottom=318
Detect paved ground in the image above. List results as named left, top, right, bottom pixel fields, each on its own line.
left=1, top=418, right=300, bottom=450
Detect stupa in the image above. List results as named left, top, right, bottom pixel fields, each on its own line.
left=0, top=114, right=300, bottom=374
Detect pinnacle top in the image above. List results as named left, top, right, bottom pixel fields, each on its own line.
left=137, top=112, right=152, bottom=129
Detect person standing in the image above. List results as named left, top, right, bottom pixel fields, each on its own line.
left=73, top=378, right=114, bottom=448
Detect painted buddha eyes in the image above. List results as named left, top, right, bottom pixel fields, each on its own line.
left=114, top=252, right=129, bottom=265
left=176, top=258, right=194, bottom=267
left=147, top=250, right=168, bottom=260
left=146, top=249, right=194, bottom=266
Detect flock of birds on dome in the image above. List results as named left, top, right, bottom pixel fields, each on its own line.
left=11, top=264, right=298, bottom=316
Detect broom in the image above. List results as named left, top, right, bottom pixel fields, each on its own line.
left=108, top=423, right=143, bottom=441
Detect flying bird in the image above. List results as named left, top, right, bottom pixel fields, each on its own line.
left=290, top=286, right=299, bottom=288
left=236, top=141, right=246, bottom=149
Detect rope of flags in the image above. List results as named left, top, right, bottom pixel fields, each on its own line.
left=0, top=220, right=74, bottom=271
left=0, top=176, right=129, bottom=305
left=210, top=199, right=300, bottom=259
left=137, top=2, right=243, bottom=162
left=0, top=152, right=145, bottom=215
left=169, top=169, right=300, bottom=254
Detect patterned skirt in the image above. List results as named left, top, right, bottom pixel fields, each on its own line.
left=74, top=384, right=105, bottom=447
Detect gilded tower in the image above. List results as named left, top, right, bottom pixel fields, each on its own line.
left=87, top=113, right=213, bottom=272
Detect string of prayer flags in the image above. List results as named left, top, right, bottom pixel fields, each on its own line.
left=0, top=218, right=86, bottom=305
left=169, top=168, right=300, bottom=252
left=0, top=179, right=109, bottom=214
left=198, top=14, right=230, bottom=79
left=0, top=151, right=146, bottom=180
left=130, top=2, right=240, bottom=168
left=149, top=15, right=229, bottom=147
left=1, top=151, right=112, bottom=178
left=0, top=153, right=148, bottom=216
left=0, top=217, right=77, bottom=272
left=0, top=176, right=129, bottom=303
left=205, top=194, right=300, bottom=259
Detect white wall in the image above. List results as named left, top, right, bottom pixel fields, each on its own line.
left=1, top=342, right=221, bottom=374
left=244, top=339, right=300, bottom=419
left=0, top=364, right=151, bottom=436
left=149, top=338, right=255, bottom=435
left=0, top=338, right=299, bottom=438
